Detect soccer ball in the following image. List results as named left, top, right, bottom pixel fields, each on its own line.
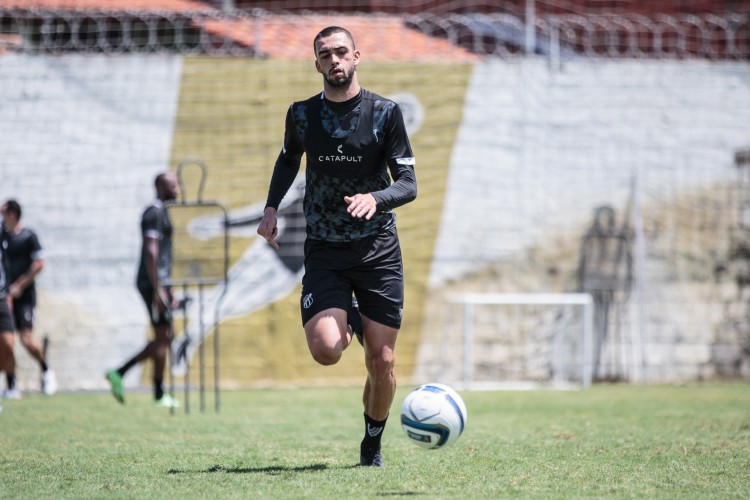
left=400, top=383, right=467, bottom=449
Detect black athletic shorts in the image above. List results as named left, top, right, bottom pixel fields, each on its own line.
left=11, top=291, right=35, bottom=331
left=300, top=225, right=404, bottom=330
left=0, top=297, right=15, bottom=333
left=137, top=285, right=172, bottom=326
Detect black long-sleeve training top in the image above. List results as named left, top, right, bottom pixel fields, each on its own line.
left=265, top=89, right=417, bottom=242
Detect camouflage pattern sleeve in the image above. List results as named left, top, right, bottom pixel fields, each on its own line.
left=265, top=105, right=305, bottom=210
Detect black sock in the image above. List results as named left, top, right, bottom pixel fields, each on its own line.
left=6, top=373, right=16, bottom=390
left=154, top=379, right=164, bottom=400
left=118, top=359, right=136, bottom=377
left=362, top=413, right=387, bottom=450
left=40, top=361, right=49, bottom=372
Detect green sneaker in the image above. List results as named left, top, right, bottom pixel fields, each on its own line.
left=105, top=370, right=125, bottom=404
left=154, top=394, right=180, bottom=408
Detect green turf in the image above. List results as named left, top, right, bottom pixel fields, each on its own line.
left=1, top=384, right=748, bottom=498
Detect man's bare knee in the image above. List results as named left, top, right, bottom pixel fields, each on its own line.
left=310, top=344, right=342, bottom=366
left=365, top=355, right=394, bottom=379
left=19, top=335, right=35, bottom=350
left=307, top=331, right=345, bottom=366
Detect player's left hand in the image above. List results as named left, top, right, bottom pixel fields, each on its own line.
left=257, top=207, right=280, bottom=250
left=344, top=193, right=377, bottom=220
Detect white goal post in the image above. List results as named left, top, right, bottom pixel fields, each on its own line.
left=447, top=293, right=595, bottom=389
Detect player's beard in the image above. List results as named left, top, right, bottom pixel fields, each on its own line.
left=324, top=66, right=355, bottom=88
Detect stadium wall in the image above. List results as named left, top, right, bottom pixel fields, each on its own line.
left=1, top=53, right=749, bottom=391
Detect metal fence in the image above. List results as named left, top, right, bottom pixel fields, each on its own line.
left=2, top=5, right=749, bottom=389
left=1, top=8, right=748, bottom=59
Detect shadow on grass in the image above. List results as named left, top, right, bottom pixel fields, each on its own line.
left=168, top=463, right=353, bottom=475
left=375, top=493, right=423, bottom=497
left=168, top=463, right=426, bottom=495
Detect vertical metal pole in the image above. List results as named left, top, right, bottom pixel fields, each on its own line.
left=214, top=322, right=220, bottom=413
left=199, top=284, right=206, bottom=413
left=582, top=295, right=594, bottom=388
left=632, top=171, right=648, bottom=384
left=550, top=21, right=560, bottom=71
left=182, top=284, right=190, bottom=415
left=216, top=210, right=229, bottom=414
left=525, top=0, right=536, bottom=55
left=168, top=322, right=175, bottom=416
left=463, top=302, right=474, bottom=388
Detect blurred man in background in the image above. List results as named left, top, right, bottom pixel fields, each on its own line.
left=0, top=223, right=16, bottom=408
left=1, top=199, right=56, bottom=397
left=106, top=172, right=180, bottom=408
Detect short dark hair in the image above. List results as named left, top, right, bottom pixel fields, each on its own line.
left=4, top=199, right=21, bottom=219
left=313, top=26, right=355, bottom=56
left=154, top=172, right=170, bottom=188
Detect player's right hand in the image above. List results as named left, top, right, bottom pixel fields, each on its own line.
left=154, top=287, right=169, bottom=312
left=257, top=207, right=280, bottom=250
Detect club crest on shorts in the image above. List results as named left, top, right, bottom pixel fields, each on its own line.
left=302, top=293, right=314, bottom=309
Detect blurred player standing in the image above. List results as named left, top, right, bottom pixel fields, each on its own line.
left=106, top=172, right=180, bottom=408
left=0, top=220, right=16, bottom=408
left=257, top=26, right=417, bottom=467
left=0, top=200, right=56, bottom=397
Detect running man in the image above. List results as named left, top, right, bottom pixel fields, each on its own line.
left=1, top=200, right=56, bottom=397
left=106, top=172, right=180, bottom=408
left=257, top=26, right=417, bottom=467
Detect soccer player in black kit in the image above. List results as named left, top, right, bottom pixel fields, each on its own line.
left=106, top=172, right=181, bottom=408
left=1, top=200, right=55, bottom=397
left=0, top=226, right=17, bottom=410
left=257, top=26, right=417, bottom=467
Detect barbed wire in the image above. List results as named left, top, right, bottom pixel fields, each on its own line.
left=406, top=12, right=750, bottom=59
left=0, top=8, right=747, bottom=59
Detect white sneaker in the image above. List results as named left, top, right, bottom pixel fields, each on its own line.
left=2, top=389, right=22, bottom=400
left=42, top=369, right=58, bottom=395
left=154, top=394, right=180, bottom=408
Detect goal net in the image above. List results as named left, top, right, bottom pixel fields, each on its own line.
left=421, top=293, right=594, bottom=390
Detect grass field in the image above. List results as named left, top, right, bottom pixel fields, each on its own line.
left=1, top=383, right=749, bottom=498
